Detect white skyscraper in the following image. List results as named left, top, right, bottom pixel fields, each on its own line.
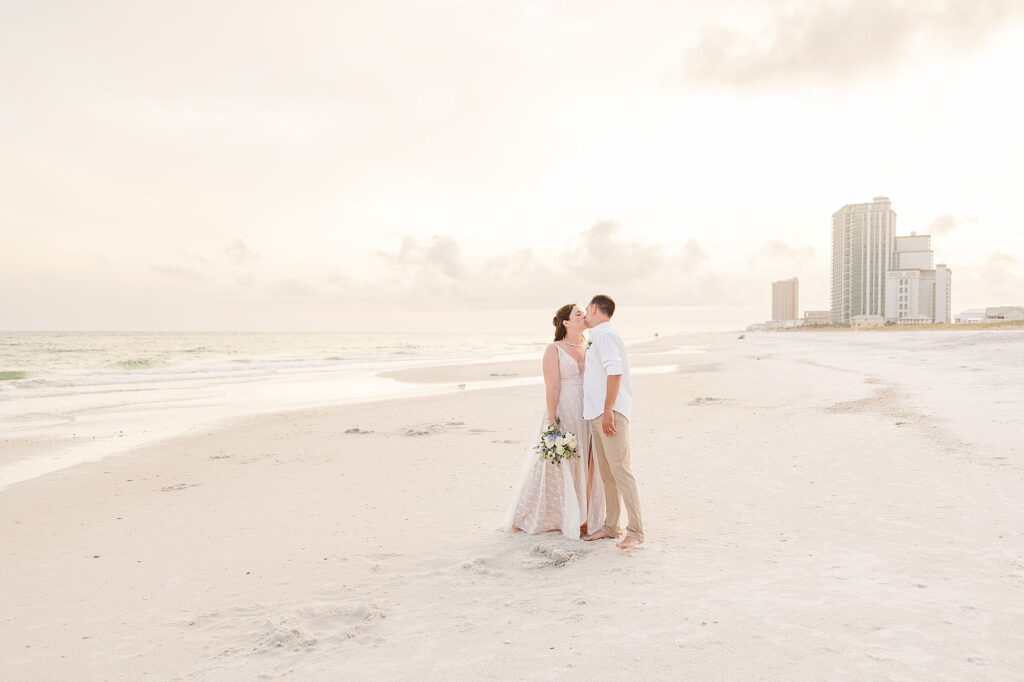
left=832, top=197, right=896, bottom=323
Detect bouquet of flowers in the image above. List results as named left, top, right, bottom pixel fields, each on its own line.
left=536, top=418, right=579, bottom=465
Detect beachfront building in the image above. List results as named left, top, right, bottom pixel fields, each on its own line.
left=772, top=277, right=799, bottom=322
left=804, top=310, right=832, bottom=326
left=892, top=234, right=933, bottom=269
left=986, top=306, right=1024, bottom=321
left=883, top=233, right=952, bottom=324
left=851, top=314, right=885, bottom=330
left=748, top=318, right=805, bottom=331
left=956, top=309, right=987, bottom=324
left=832, top=197, right=896, bottom=324
left=935, top=264, right=952, bottom=323
left=886, top=269, right=935, bottom=321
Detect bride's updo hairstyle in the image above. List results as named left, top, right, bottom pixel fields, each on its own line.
left=552, top=303, right=575, bottom=342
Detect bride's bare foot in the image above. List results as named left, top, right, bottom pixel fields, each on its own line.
left=616, top=536, right=644, bottom=550
left=583, top=529, right=616, bottom=541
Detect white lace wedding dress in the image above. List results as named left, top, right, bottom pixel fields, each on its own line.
left=503, top=344, right=605, bottom=539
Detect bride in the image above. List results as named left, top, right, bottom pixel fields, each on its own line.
left=503, top=303, right=605, bottom=539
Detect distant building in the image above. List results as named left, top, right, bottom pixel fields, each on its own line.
left=883, top=233, right=952, bottom=324
left=772, top=277, right=799, bottom=322
left=985, top=306, right=1024, bottom=321
left=935, top=264, right=952, bottom=324
left=851, top=314, right=885, bottom=330
left=956, top=308, right=986, bottom=324
left=832, top=197, right=896, bottom=323
left=804, top=310, right=832, bottom=326
left=893, top=234, right=934, bottom=269
left=896, top=315, right=932, bottom=325
left=748, top=319, right=804, bottom=331
left=886, top=268, right=935, bottom=321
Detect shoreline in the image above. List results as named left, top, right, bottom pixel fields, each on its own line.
left=0, top=333, right=701, bottom=489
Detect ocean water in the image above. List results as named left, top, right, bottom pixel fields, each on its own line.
left=0, top=331, right=548, bottom=395
left=0, top=331, right=551, bottom=488
left=0, top=330, right=690, bottom=488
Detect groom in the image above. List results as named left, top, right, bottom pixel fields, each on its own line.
left=582, top=295, right=644, bottom=549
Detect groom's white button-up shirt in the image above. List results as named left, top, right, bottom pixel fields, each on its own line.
left=583, top=322, right=632, bottom=421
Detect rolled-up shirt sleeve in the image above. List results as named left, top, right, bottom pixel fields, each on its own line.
left=596, top=334, right=623, bottom=375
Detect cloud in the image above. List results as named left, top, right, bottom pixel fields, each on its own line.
left=928, top=214, right=958, bottom=234
left=332, top=221, right=817, bottom=312
left=682, top=0, right=1024, bottom=89
left=224, top=239, right=259, bottom=266
left=680, top=239, right=708, bottom=270
left=576, top=220, right=668, bottom=279
left=927, top=213, right=981, bottom=235
left=954, top=250, right=1024, bottom=308
left=984, top=252, right=1024, bottom=300
left=342, top=222, right=662, bottom=308
left=151, top=264, right=207, bottom=282
left=756, top=240, right=816, bottom=261
left=383, top=235, right=467, bottom=280
left=987, top=251, right=1020, bottom=268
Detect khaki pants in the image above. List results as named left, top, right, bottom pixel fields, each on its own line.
left=590, top=411, right=644, bottom=541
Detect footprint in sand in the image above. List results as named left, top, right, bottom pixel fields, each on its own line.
left=688, top=397, right=724, bottom=406
left=461, top=557, right=504, bottom=577
left=524, top=544, right=583, bottom=568
left=255, top=603, right=386, bottom=652
left=160, top=483, right=198, bottom=492
left=185, top=601, right=386, bottom=660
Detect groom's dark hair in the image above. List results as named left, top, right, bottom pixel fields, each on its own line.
left=589, top=294, right=615, bottom=318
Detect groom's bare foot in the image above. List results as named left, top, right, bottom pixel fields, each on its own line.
left=616, top=536, right=644, bottom=550
left=583, top=529, right=616, bottom=541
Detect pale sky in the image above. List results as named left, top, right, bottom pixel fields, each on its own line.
left=2, top=0, right=1023, bottom=333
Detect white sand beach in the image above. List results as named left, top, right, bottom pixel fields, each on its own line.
left=2, top=330, right=1023, bottom=680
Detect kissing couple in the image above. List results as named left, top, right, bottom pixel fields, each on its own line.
left=503, top=294, right=644, bottom=550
